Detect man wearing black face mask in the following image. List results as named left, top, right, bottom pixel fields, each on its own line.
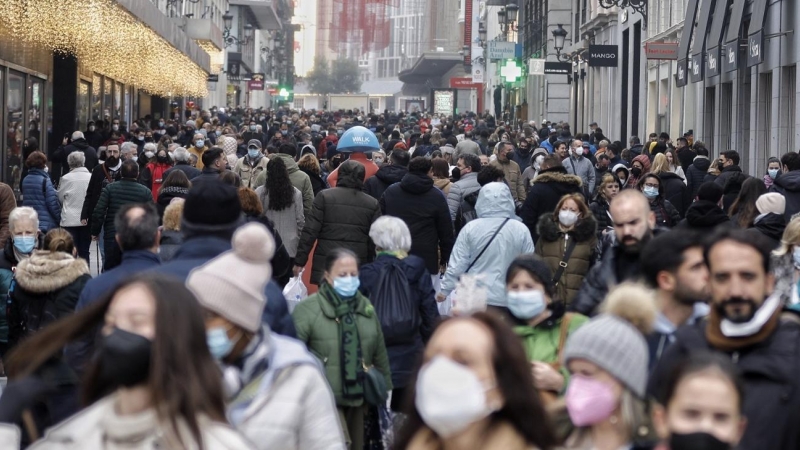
left=649, top=229, right=800, bottom=450
left=509, top=138, right=533, bottom=170
left=641, top=231, right=710, bottom=368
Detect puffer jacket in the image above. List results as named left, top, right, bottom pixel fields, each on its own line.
left=747, top=213, right=786, bottom=250
left=520, top=168, right=584, bottom=242
left=0, top=238, right=23, bottom=343
left=678, top=200, right=732, bottom=232
left=770, top=170, right=800, bottom=221
left=363, top=164, right=407, bottom=200
left=535, top=214, right=597, bottom=305
left=649, top=198, right=681, bottom=228
left=233, top=154, right=269, bottom=189
left=359, top=254, right=440, bottom=388
left=686, top=156, right=711, bottom=198
left=714, top=164, right=743, bottom=188
left=90, top=179, right=153, bottom=242
left=520, top=148, right=549, bottom=189
left=294, top=186, right=381, bottom=284
left=441, top=182, right=535, bottom=307
left=380, top=172, right=454, bottom=274
left=590, top=197, right=613, bottom=236
left=254, top=154, right=314, bottom=217
left=657, top=171, right=690, bottom=217
left=21, top=168, right=61, bottom=232
left=490, top=158, right=527, bottom=202
left=446, top=172, right=481, bottom=221
left=8, top=251, right=90, bottom=349
left=292, top=288, right=393, bottom=407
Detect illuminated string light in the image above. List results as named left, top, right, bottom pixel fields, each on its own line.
left=0, top=0, right=208, bottom=97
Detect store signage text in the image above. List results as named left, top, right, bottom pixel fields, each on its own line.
left=588, top=45, right=618, bottom=67
left=544, top=62, right=572, bottom=75
left=644, top=42, right=679, bottom=60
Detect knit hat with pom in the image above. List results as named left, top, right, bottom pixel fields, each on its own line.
left=187, top=223, right=275, bottom=332
left=562, top=283, right=656, bottom=397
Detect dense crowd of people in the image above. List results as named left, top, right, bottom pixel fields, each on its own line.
left=0, top=105, right=795, bottom=449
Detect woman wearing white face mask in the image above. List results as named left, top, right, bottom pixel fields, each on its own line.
left=394, top=312, right=557, bottom=450
left=292, top=248, right=392, bottom=450
left=558, top=283, right=658, bottom=449
left=505, top=256, right=588, bottom=404
left=534, top=194, right=597, bottom=307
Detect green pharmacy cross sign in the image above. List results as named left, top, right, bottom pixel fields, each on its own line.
left=500, top=59, right=522, bottom=83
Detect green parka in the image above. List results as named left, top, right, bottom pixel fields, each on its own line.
left=292, top=289, right=393, bottom=407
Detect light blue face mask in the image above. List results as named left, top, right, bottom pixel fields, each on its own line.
left=248, top=148, right=261, bottom=159
left=333, top=276, right=360, bottom=297
left=206, top=327, right=235, bottom=360
left=643, top=186, right=659, bottom=199
left=195, top=140, right=205, bottom=148
left=507, top=289, right=546, bottom=320
left=793, top=247, right=800, bottom=269
left=769, top=169, right=780, bottom=179
left=13, top=235, right=36, bottom=255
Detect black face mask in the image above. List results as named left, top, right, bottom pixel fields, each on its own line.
left=669, top=432, right=732, bottom=450
left=631, top=167, right=642, bottom=177
left=99, top=328, right=152, bottom=388
left=451, top=167, right=461, bottom=181
left=157, top=155, right=169, bottom=164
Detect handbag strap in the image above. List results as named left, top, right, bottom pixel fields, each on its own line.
left=552, top=237, right=578, bottom=285
left=550, top=313, right=575, bottom=372
left=465, top=218, right=510, bottom=273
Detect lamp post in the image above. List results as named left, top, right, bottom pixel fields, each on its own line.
left=222, top=11, right=253, bottom=48
left=597, top=0, right=647, bottom=29
left=551, top=24, right=571, bottom=62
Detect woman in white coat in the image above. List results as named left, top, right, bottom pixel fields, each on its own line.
left=437, top=182, right=535, bottom=316
left=0, top=274, right=254, bottom=449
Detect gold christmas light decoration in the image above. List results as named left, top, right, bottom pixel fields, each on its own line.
left=0, top=0, right=208, bottom=97
left=196, top=40, right=224, bottom=74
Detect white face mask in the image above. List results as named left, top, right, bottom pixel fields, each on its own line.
left=415, top=356, right=496, bottom=438
left=144, top=151, right=155, bottom=159
left=559, top=209, right=579, bottom=227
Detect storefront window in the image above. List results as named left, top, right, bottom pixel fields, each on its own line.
left=7, top=71, right=24, bottom=196
left=114, top=81, right=122, bottom=121
left=124, top=84, right=131, bottom=124
left=78, top=80, right=90, bottom=131
left=103, top=76, right=112, bottom=123
left=91, top=74, right=101, bottom=122
left=27, top=77, right=43, bottom=145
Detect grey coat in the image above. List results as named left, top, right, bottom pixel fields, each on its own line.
left=446, top=172, right=481, bottom=221
left=255, top=186, right=305, bottom=257
left=563, top=155, right=596, bottom=195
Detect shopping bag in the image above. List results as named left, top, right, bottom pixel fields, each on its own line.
left=282, top=273, right=308, bottom=313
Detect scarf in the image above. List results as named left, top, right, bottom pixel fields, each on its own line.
left=706, top=296, right=782, bottom=352
left=319, top=282, right=364, bottom=400
left=377, top=250, right=408, bottom=259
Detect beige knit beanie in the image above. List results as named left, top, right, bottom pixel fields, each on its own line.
left=756, top=193, right=786, bottom=215
left=187, top=223, right=275, bottom=332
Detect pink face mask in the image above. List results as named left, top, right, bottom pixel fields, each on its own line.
left=565, top=374, right=618, bottom=427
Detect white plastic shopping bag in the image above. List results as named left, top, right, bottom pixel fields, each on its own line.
left=282, top=272, right=308, bottom=313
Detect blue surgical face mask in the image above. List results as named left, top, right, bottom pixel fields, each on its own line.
left=769, top=169, right=779, bottom=179
left=507, top=289, right=546, bottom=320
left=215, top=130, right=221, bottom=136
left=281, top=130, right=288, bottom=136
left=13, top=235, right=36, bottom=255
left=206, top=327, right=235, bottom=360
left=248, top=148, right=261, bottom=159
left=643, top=186, right=659, bottom=199
left=333, top=276, right=360, bottom=297
left=195, top=140, right=204, bottom=148
left=250, top=125, right=257, bottom=131
left=793, top=247, right=800, bottom=269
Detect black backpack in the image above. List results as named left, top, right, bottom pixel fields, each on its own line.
left=371, top=261, right=420, bottom=346
left=454, top=190, right=480, bottom=234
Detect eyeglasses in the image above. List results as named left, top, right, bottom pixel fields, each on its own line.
left=644, top=183, right=660, bottom=189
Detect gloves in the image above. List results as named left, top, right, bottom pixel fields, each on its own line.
left=0, top=377, right=54, bottom=423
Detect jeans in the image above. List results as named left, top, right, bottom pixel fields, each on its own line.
left=103, top=239, right=122, bottom=271
left=64, top=226, right=91, bottom=262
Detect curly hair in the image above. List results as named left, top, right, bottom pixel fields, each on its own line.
left=297, top=153, right=320, bottom=176
left=238, top=187, right=263, bottom=216
left=263, top=157, right=295, bottom=211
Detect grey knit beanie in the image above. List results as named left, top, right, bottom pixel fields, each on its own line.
left=187, top=223, right=275, bottom=332
left=562, top=283, right=656, bottom=398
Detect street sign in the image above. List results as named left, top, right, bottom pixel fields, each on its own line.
left=644, top=42, right=679, bottom=60
left=529, top=59, right=546, bottom=75
left=544, top=62, right=571, bottom=75
left=488, top=41, right=516, bottom=60
left=588, top=45, right=618, bottom=67
left=248, top=73, right=265, bottom=90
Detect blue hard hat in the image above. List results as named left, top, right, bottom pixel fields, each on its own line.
left=337, top=126, right=380, bottom=153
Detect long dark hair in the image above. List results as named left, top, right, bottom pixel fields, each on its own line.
left=159, top=169, right=191, bottom=195
left=6, top=274, right=227, bottom=449
left=728, top=177, right=767, bottom=228
left=394, top=312, right=557, bottom=449
left=337, top=160, right=366, bottom=190
left=263, top=156, right=295, bottom=211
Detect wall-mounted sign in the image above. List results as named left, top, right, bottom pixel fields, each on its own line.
left=676, top=59, right=688, bottom=88
left=248, top=73, right=265, bottom=90
left=450, top=77, right=482, bottom=89
left=706, top=47, right=720, bottom=78
left=644, top=42, right=679, bottom=60
left=207, top=74, right=219, bottom=82
left=722, top=41, right=738, bottom=73
left=432, top=89, right=456, bottom=117
left=471, top=66, right=485, bottom=83
left=690, top=53, right=704, bottom=83
left=588, top=45, right=618, bottom=67
left=544, top=62, right=572, bottom=75
left=747, top=31, right=763, bottom=67
left=529, top=59, right=546, bottom=75
left=487, top=41, right=516, bottom=60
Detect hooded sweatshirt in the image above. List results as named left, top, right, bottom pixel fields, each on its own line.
left=441, top=182, right=534, bottom=307
left=521, top=148, right=549, bottom=189
left=627, top=154, right=651, bottom=188
left=770, top=170, right=800, bottom=222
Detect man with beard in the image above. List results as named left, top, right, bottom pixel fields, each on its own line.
left=641, top=231, right=710, bottom=368
left=572, top=190, right=655, bottom=315
left=649, top=229, right=800, bottom=450
left=509, top=137, right=533, bottom=170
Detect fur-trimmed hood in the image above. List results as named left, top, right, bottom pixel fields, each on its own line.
left=15, top=251, right=90, bottom=293
left=532, top=169, right=583, bottom=187
left=537, top=212, right=598, bottom=243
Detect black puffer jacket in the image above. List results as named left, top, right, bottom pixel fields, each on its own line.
left=520, top=167, right=584, bottom=242
left=590, top=198, right=613, bottom=236
left=299, top=167, right=329, bottom=197
left=747, top=213, right=786, bottom=250
left=90, top=179, right=153, bottom=242
left=294, top=186, right=381, bottom=284
left=678, top=200, right=732, bottom=232
left=686, top=157, right=711, bottom=198
left=715, top=164, right=744, bottom=188
left=380, top=172, right=455, bottom=274
left=657, top=171, right=690, bottom=218
left=770, top=170, right=800, bottom=222
left=649, top=198, right=681, bottom=228
left=648, top=312, right=800, bottom=450
left=364, top=164, right=407, bottom=200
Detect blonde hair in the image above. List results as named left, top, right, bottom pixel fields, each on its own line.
left=162, top=200, right=184, bottom=231
left=44, top=228, right=74, bottom=253
left=775, top=216, right=800, bottom=256
left=650, top=153, right=670, bottom=175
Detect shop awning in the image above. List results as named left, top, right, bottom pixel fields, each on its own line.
left=398, top=52, right=463, bottom=85
left=705, top=0, right=732, bottom=78
left=747, top=0, right=770, bottom=67
left=231, top=0, right=284, bottom=30
left=676, top=0, right=701, bottom=87
left=690, top=0, right=717, bottom=83
left=722, top=0, right=747, bottom=73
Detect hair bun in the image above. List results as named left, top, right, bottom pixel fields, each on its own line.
left=601, top=283, right=657, bottom=335
left=232, top=223, right=275, bottom=264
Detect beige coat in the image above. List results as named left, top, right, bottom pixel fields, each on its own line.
left=490, top=159, right=527, bottom=202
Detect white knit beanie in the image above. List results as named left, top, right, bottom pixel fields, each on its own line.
left=756, top=193, right=786, bottom=215
left=187, top=223, right=275, bottom=332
